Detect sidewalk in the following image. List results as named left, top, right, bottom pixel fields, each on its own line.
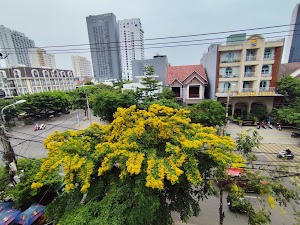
left=77, top=115, right=109, bottom=130
left=226, top=122, right=300, bottom=145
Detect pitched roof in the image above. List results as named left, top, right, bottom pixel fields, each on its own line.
left=278, top=63, right=300, bottom=77
left=166, top=64, right=207, bottom=85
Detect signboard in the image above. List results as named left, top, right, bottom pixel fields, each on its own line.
left=232, top=92, right=275, bottom=97
left=251, top=39, right=257, bottom=47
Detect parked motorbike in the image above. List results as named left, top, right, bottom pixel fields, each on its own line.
left=291, top=131, right=300, bottom=138
left=34, top=124, right=46, bottom=131
left=277, top=124, right=282, bottom=131
left=268, top=124, right=273, bottom=129
left=277, top=149, right=294, bottom=160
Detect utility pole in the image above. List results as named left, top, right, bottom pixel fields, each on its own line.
left=0, top=124, right=17, bottom=185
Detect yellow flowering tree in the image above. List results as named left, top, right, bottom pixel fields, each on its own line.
left=33, top=104, right=244, bottom=225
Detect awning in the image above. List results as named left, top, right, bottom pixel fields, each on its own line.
left=13, top=203, right=45, bottom=225
left=0, top=208, right=21, bottom=225
left=0, top=203, right=12, bottom=213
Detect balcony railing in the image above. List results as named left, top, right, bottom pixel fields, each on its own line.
left=217, top=88, right=238, bottom=93
left=242, top=88, right=256, bottom=92
left=220, top=59, right=240, bottom=63
left=245, top=56, right=256, bottom=61
left=219, top=74, right=239, bottom=78
left=263, top=55, right=274, bottom=60
left=261, top=71, right=271, bottom=76
left=244, top=72, right=255, bottom=77
left=259, top=87, right=275, bottom=92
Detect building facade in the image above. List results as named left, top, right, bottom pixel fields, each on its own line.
left=166, top=65, right=208, bottom=105
left=29, top=48, right=56, bottom=68
left=0, top=25, right=35, bottom=67
left=201, top=34, right=284, bottom=117
left=0, top=67, right=75, bottom=98
left=86, top=13, right=121, bottom=82
left=118, top=18, right=144, bottom=81
left=285, top=4, right=300, bottom=63
left=132, top=55, right=168, bottom=85
left=71, top=55, right=93, bottom=78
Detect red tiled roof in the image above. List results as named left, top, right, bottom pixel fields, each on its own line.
left=278, top=63, right=300, bottom=78
left=166, top=64, right=207, bottom=85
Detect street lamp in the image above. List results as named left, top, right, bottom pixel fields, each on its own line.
left=1, top=99, right=26, bottom=123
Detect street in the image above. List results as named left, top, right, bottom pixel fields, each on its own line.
left=1, top=117, right=300, bottom=225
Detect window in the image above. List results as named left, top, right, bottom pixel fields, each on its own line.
left=261, top=65, right=269, bottom=74
left=189, top=86, right=200, bottom=98
left=264, top=49, right=271, bottom=58
left=260, top=81, right=268, bottom=91
left=13, top=69, right=21, bottom=78
left=226, top=52, right=234, bottom=62
left=225, top=67, right=232, bottom=77
left=0, top=71, right=6, bottom=78
left=171, top=87, right=180, bottom=97
left=223, top=82, right=231, bottom=92
left=43, top=70, right=49, bottom=77
left=32, top=70, right=39, bottom=77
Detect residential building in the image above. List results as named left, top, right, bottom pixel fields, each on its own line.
left=285, top=4, right=300, bottom=63
left=201, top=34, right=284, bottom=117
left=71, top=55, right=93, bottom=78
left=29, top=48, right=56, bottom=68
left=279, top=62, right=300, bottom=79
left=166, top=65, right=208, bottom=105
left=118, top=18, right=144, bottom=81
left=86, top=13, right=121, bottom=82
left=132, top=54, right=168, bottom=85
left=0, top=67, right=75, bottom=98
left=0, top=25, right=35, bottom=67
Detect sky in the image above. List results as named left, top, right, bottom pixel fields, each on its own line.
left=0, top=0, right=299, bottom=70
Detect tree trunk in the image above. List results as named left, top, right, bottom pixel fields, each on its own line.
left=219, top=186, right=225, bottom=225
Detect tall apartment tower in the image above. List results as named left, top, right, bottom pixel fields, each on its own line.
left=86, top=13, right=121, bottom=82
left=29, top=47, right=56, bottom=68
left=71, top=55, right=93, bottom=78
left=118, top=18, right=144, bottom=81
left=0, top=25, right=35, bottom=67
left=285, top=4, right=300, bottom=63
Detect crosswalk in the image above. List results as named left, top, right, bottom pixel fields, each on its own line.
left=253, top=143, right=300, bottom=185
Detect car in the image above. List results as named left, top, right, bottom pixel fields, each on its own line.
left=291, top=131, right=300, bottom=138
left=277, top=149, right=294, bottom=160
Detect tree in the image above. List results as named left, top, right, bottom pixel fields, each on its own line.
left=16, top=91, right=71, bottom=117
left=84, top=81, right=94, bottom=85
left=235, top=129, right=263, bottom=154
left=276, top=75, right=300, bottom=105
left=32, top=104, right=243, bottom=225
left=139, top=66, right=160, bottom=100
left=92, top=89, right=136, bottom=122
left=188, top=100, right=226, bottom=126
left=0, top=158, right=62, bottom=210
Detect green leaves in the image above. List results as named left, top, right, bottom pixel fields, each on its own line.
left=188, top=100, right=226, bottom=126
left=235, top=129, right=263, bottom=154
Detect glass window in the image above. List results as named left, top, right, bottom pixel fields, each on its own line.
left=223, top=82, right=231, bottom=92
left=261, top=65, right=269, bottom=74
left=225, top=67, right=232, bottom=77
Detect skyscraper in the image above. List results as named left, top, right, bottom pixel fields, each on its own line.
left=71, top=55, right=93, bottom=78
left=29, top=47, right=56, bottom=68
left=86, top=13, right=121, bottom=81
left=285, top=4, right=300, bottom=63
left=118, top=18, right=144, bottom=81
left=0, top=25, right=35, bottom=67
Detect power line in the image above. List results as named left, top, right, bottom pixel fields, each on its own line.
left=0, top=27, right=296, bottom=52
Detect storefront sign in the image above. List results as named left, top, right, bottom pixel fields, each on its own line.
left=232, top=92, right=275, bottom=97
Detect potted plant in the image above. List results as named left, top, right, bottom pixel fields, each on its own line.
left=237, top=117, right=243, bottom=126
left=253, top=116, right=258, bottom=125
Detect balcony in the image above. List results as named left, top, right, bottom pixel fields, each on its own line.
left=261, top=71, right=271, bottom=77
left=217, top=88, right=238, bottom=93
left=263, top=55, right=274, bottom=60
left=259, top=87, right=275, bottom=92
left=245, top=56, right=256, bottom=61
left=219, top=74, right=239, bottom=78
left=244, top=72, right=255, bottom=77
